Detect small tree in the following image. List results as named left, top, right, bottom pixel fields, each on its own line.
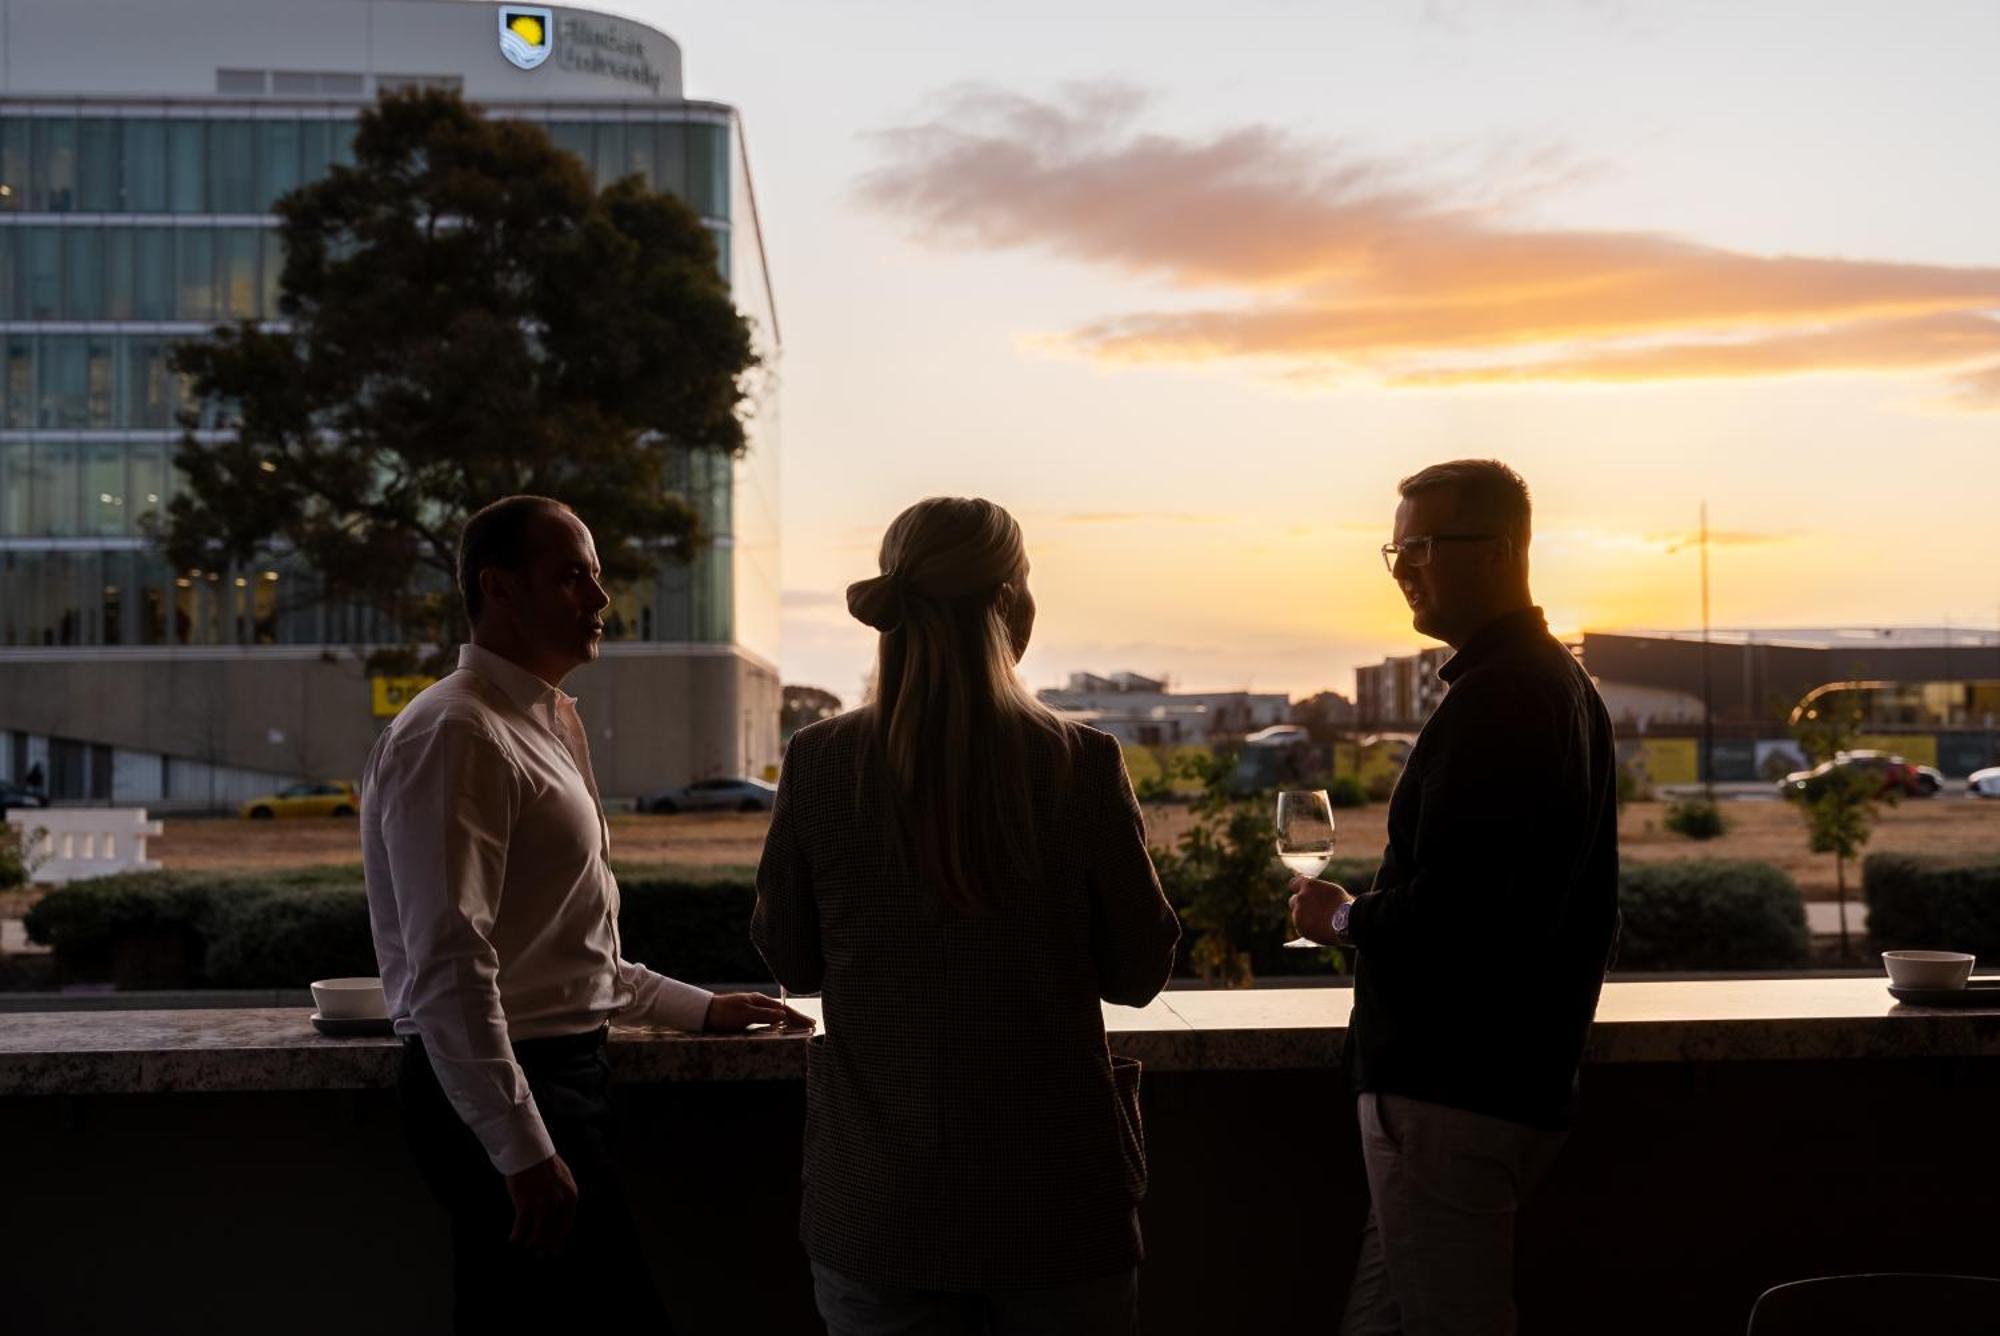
left=780, top=686, right=843, bottom=739
left=1793, top=702, right=1891, bottom=960
left=165, top=89, right=758, bottom=669
left=1148, top=750, right=1339, bottom=985
left=0, top=821, right=47, bottom=890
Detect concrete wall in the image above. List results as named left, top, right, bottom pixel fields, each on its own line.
left=0, top=644, right=779, bottom=802
left=5, top=1056, right=1996, bottom=1334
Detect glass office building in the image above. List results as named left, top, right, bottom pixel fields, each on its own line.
left=0, top=0, right=781, bottom=803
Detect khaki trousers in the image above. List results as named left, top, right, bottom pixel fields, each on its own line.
left=1339, top=1092, right=1567, bottom=1336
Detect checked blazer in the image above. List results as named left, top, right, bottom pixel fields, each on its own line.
left=752, top=711, right=1182, bottom=1291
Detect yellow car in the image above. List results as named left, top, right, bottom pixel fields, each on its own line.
left=240, top=781, right=360, bottom=820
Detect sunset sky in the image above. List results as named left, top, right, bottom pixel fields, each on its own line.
left=629, top=0, right=1999, bottom=703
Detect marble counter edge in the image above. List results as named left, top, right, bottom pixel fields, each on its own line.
left=8, top=995, right=2000, bottom=1096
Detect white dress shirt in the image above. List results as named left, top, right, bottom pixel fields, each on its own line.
left=362, top=643, right=714, bottom=1175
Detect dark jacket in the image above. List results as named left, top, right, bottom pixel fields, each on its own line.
left=1345, top=607, right=1619, bottom=1129
left=752, top=712, right=1181, bottom=1290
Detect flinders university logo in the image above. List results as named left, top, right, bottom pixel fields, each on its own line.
left=498, top=6, right=554, bottom=70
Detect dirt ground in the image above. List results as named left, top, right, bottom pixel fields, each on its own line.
left=137, top=810, right=775, bottom=874
left=1142, top=796, right=2000, bottom=900
left=41, top=793, right=2000, bottom=904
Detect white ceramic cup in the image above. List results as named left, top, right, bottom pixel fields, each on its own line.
left=310, top=976, right=390, bottom=1019
left=1881, top=951, right=1975, bottom=991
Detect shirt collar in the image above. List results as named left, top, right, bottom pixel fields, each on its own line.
left=458, top=643, right=574, bottom=716
left=1438, top=606, right=1549, bottom=683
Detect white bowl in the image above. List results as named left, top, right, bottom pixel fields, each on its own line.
left=310, top=976, right=389, bottom=1019
left=1881, top=951, right=1975, bottom=991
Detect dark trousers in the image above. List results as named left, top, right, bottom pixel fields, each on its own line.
left=398, top=1028, right=675, bottom=1334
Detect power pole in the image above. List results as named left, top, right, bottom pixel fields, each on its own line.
left=1700, top=502, right=1714, bottom=801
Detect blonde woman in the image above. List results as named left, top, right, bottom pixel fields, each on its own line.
left=753, top=497, right=1181, bottom=1336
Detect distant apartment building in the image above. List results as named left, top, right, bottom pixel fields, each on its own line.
left=1037, top=672, right=1290, bottom=747
left=1353, top=648, right=1452, bottom=731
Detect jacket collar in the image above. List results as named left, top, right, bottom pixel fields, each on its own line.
left=1438, top=606, right=1549, bottom=684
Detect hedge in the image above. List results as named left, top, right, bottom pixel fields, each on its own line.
left=23, top=865, right=769, bottom=990
left=1865, top=855, right=2000, bottom=960
left=1614, top=860, right=1809, bottom=971
left=20, top=855, right=1826, bottom=990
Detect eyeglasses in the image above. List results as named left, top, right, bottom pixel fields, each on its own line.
left=1380, top=534, right=1499, bottom=574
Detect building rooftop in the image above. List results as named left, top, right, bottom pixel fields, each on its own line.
left=1594, top=626, right=2000, bottom=651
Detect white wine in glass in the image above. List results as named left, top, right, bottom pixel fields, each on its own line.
left=1276, top=789, right=1336, bottom=949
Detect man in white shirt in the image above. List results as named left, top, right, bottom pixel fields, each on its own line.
left=364, top=494, right=803, bottom=1330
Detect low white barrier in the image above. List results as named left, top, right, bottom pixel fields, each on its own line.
left=4, top=807, right=163, bottom=885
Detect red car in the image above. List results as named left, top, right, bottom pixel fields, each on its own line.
left=1779, top=750, right=1930, bottom=800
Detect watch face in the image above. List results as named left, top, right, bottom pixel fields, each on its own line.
left=1334, top=901, right=1353, bottom=933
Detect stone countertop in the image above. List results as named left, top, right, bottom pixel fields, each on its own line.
left=3, top=978, right=1998, bottom=1097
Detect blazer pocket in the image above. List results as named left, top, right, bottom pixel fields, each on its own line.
left=1111, top=1054, right=1146, bottom=1202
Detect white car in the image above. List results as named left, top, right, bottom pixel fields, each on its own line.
left=1969, top=767, right=2000, bottom=799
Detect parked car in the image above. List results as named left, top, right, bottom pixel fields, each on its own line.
left=0, top=780, right=48, bottom=813
left=640, top=777, right=777, bottom=815
left=1913, top=765, right=1945, bottom=797
left=239, top=780, right=359, bottom=820
left=1778, top=750, right=1929, bottom=801
left=1969, top=767, right=2000, bottom=799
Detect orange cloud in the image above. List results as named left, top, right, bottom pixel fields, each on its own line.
left=861, top=85, right=2000, bottom=401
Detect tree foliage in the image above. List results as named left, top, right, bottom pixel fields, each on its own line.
left=1792, top=699, right=1891, bottom=959
left=164, top=89, right=758, bottom=665
left=781, top=685, right=844, bottom=737
left=1148, top=749, right=1349, bottom=985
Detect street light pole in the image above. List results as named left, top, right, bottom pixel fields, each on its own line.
left=1700, top=501, right=1714, bottom=802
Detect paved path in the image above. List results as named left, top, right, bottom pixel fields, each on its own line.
left=1805, top=901, right=1863, bottom=939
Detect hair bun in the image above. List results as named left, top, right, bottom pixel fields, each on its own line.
left=846, top=573, right=906, bottom=632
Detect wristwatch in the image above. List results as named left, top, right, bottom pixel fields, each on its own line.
left=1331, top=898, right=1355, bottom=942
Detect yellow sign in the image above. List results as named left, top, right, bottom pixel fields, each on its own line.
left=372, top=675, right=438, bottom=718
left=1627, top=738, right=1699, bottom=786
left=1855, top=734, right=1938, bottom=767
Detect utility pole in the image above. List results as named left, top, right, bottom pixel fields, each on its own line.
left=1700, top=502, right=1714, bottom=802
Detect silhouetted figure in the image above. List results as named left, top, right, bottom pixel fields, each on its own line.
left=363, top=495, right=801, bottom=1332
left=1292, top=461, right=1619, bottom=1336
left=754, top=497, right=1181, bottom=1336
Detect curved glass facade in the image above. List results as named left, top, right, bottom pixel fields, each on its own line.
left=0, top=104, right=743, bottom=650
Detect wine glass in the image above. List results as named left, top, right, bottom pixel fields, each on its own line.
left=1276, top=788, right=1336, bottom=949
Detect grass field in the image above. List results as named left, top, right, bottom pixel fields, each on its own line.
left=56, top=792, right=2000, bottom=905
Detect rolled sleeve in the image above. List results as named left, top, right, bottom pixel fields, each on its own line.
left=377, top=718, right=553, bottom=1176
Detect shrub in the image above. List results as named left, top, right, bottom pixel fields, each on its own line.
left=205, top=887, right=377, bottom=988
left=0, top=822, right=30, bottom=890
left=1326, top=776, right=1368, bottom=809
left=18, top=863, right=772, bottom=991
left=23, top=872, right=231, bottom=987
left=1616, top=763, right=1653, bottom=808
left=1865, top=855, right=2000, bottom=960
left=1614, top=860, right=1808, bottom=971
left=1663, top=798, right=1728, bottom=841
left=616, top=868, right=768, bottom=984
left=1363, top=771, right=1398, bottom=804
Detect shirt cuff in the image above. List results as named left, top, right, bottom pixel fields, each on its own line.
left=470, top=1093, right=557, bottom=1176
left=647, top=976, right=715, bottom=1033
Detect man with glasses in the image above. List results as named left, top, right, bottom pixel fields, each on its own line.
left=1290, top=460, right=1620, bottom=1336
